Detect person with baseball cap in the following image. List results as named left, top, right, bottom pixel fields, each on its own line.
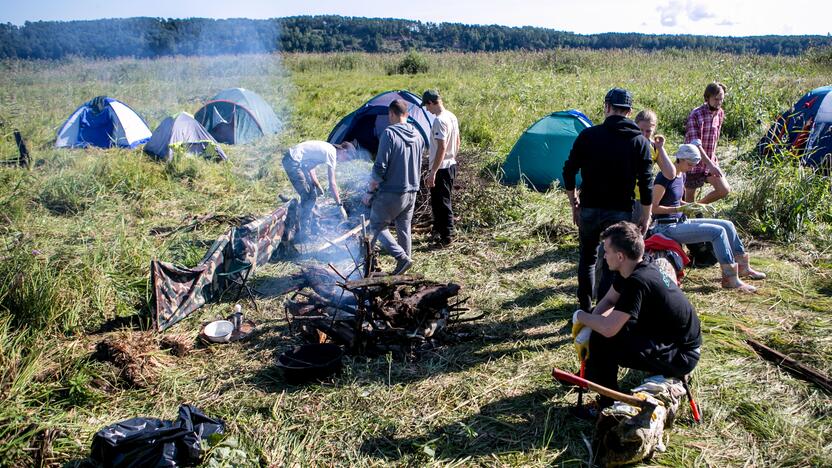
left=422, top=89, right=460, bottom=247
left=650, top=144, right=766, bottom=293
left=562, top=87, right=654, bottom=311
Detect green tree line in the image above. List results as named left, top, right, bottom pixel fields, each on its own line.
left=1, top=16, right=830, bottom=59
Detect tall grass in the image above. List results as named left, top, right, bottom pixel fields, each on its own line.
left=734, top=151, right=832, bottom=243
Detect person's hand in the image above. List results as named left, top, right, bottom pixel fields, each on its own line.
left=570, top=200, right=581, bottom=227
left=653, top=134, right=665, bottom=150
left=362, top=193, right=374, bottom=207
left=638, top=213, right=651, bottom=234
left=314, top=185, right=324, bottom=196
left=574, top=326, right=591, bottom=361
left=425, top=171, right=437, bottom=188
left=707, top=163, right=724, bottom=178
left=571, top=309, right=585, bottom=338
left=368, top=179, right=379, bottom=192
left=680, top=202, right=716, bottom=217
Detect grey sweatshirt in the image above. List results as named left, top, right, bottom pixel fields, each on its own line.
left=372, top=122, right=424, bottom=193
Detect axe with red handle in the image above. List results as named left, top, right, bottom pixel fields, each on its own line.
left=553, top=367, right=656, bottom=409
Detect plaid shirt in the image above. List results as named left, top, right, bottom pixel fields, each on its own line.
left=685, top=104, right=724, bottom=174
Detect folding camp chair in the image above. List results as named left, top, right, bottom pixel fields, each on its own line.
left=217, top=258, right=259, bottom=313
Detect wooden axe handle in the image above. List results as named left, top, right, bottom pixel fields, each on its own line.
left=553, top=367, right=652, bottom=408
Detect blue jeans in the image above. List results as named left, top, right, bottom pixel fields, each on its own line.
left=654, top=218, right=745, bottom=264
left=578, top=207, right=631, bottom=311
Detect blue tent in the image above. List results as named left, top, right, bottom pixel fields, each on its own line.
left=758, top=85, right=832, bottom=168
left=56, top=96, right=152, bottom=149
left=327, top=90, right=434, bottom=155
left=501, top=110, right=592, bottom=191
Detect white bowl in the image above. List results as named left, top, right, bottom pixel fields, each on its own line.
left=203, top=320, right=234, bottom=343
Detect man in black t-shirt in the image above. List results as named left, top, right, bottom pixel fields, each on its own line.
left=571, top=221, right=702, bottom=405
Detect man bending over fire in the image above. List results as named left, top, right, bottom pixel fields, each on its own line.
left=282, top=140, right=355, bottom=240
left=571, top=221, right=702, bottom=410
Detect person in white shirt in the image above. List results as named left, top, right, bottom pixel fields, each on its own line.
left=422, top=89, right=460, bottom=247
left=282, top=140, right=354, bottom=239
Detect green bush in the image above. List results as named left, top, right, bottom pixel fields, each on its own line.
left=392, top=51, right=430, bottom=75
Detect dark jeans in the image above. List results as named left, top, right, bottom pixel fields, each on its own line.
left=585, top=327, right=700, bottom=404
left=577, top=207, right=631, bottom=311
left=430, top=165, right=456, bottom=240
left=282, top=154, right=317, bottom=237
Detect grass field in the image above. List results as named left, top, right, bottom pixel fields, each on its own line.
left=1, top=50, right=831, bottom=466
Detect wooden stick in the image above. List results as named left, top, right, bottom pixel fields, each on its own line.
left=298, top=219, right=369, bottom=254
left=746, top=338, right=832, bottom=393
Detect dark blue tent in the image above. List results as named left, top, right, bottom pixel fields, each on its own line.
left=758, top=85, right=832, bottom=168
left=327, top=90, right=434, bottom=155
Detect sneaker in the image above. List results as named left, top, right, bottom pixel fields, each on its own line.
left=391, top=257, right=413, bottom=276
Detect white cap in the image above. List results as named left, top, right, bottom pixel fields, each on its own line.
left=675, top=144, right=702, bottom=163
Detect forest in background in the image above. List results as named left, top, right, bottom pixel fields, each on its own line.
left=1, top=15, right=831, bottom=60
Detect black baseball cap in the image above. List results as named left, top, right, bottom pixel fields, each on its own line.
left=604, top=88, right=633, bottom=109
left=422, top=89, right=441, bottom=104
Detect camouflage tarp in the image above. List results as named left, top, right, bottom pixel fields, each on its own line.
left=152, top=201, right=296, bottom=331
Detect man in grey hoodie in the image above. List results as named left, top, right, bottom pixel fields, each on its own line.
left=363, top=99, right=425, bottom=275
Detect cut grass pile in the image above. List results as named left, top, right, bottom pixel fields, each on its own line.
left=0, top=50, right=830, bottom=466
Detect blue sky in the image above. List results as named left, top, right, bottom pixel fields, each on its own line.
left=1, top=0, right=829, bottom=36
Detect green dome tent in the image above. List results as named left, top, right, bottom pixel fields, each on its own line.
left=194, top=88, right=281, bottom=144
left=501, top=110, right=592, bottom=191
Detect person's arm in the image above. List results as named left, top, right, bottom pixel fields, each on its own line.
left=590, top=283, right=621, bottom=317
left=327, top=166, right=341, bottom=205
left=650, top=182, right=681, bottom=215
left=653, top=136, right=676, bottom=179
left=371, top=133, right=391, bottom=187
left=695, top=143, right=723, bottom=177
left=308, top=169, right=325, bottom=195
left=426, top=138, right=446, bottom=188
left=563, top=134, right=583, bottom=227
left=576, top=286, right=630, bottom=338
left=636, top=141, right=654, bottom=234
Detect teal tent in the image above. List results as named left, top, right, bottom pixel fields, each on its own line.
left=501, top=110, right=592, bottom=191
left=194, top=88, right=281, bottom=144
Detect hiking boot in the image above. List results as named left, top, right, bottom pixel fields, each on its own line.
left=720, top=263, right=757, bottom=293
left=391, top=257, right=413, bottom=276
left=737, top=253, right=766, bottom=280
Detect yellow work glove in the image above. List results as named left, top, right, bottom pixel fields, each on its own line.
left=571, top=309, right=586, bottom=339
left=574, top=326, right=592, bottom=361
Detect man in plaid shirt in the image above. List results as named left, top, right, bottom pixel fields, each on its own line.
left=684, top=82, right=731, bottom=204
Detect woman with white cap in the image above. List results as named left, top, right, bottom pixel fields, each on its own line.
left=651, top=144, right=765, bottom=293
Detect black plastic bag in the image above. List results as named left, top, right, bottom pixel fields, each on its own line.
left=90, top=404, right=225, bottom=468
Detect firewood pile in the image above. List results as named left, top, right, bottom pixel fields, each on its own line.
left=284, top=264, right=474, bottom=356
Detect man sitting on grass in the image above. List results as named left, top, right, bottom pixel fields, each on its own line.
left=571, top=221, right=702, bottom=410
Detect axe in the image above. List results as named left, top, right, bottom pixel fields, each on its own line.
left=553, top=367, right=658, bottom=411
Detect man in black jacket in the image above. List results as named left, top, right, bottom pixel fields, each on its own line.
left=562, top=88, right=653, bottom=311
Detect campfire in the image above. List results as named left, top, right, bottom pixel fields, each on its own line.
left=283, top=219, right=476, bottom=356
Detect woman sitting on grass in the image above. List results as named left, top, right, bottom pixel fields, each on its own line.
left=650, top=144, right=766, bottom=293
